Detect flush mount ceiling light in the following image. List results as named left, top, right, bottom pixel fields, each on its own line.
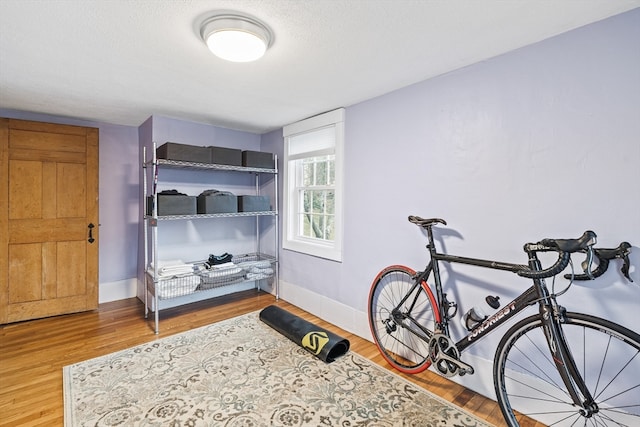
left=200, top=13, right=273, bottom=62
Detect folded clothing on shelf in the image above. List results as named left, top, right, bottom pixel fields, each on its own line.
left=208, top=261, right=239, bottom=270
left=237, top=259, right=274, bottom=280
left=149, top=260, right=195, bottom=277
left=202, top=261, right=243, bottom=277
left=147, top=260, right=200, bottom=299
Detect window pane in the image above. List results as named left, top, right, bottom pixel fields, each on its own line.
left=316, top=160, right=327, bottom=185
left=302, top=190, right=311, bottom=214
left=326, top=215, right=335, bottom=240
left=328, top=159, right=335, bottom=185
left=301, top=212, right=311, bottom=236
left=298, top=156, right=335, bottom=187
left=312, top=191, right=323, bottom=214
left=305, top=214, right=325, bottom=240
left=317, top=215, right=325, bottom=238
left=326, top=190, right=334, bottom=213
left=296, top=186, right=335, bottom=242
left=302, top=161, right=314, bottom=186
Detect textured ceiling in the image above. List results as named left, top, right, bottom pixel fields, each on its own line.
left=1, top=0, right=638, bottom=133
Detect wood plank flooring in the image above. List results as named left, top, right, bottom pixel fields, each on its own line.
left=0, top=290, right=536, bottom=426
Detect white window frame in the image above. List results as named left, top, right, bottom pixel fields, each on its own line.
left=283, top=108, right=344, bottom=262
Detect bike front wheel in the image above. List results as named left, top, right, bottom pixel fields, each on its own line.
left=368, top=265, right=440, bottom=374
left=494, top=312, right=640, bottom=426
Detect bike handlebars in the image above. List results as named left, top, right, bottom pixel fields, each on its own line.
left=520, top=233, right=633, bottom=282
left=517, top=251, right=572, bottom=279
left=563, top=241, right=633, bottom=282
left=517, top=231, right=597, bottom=279
left=537, top=230, right=598, bottom=253
left=408, top=215, right=633, bottom=282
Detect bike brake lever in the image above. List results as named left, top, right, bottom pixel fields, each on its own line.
left=579, top=236, right=597, bottom=280
left=581, top=247, right=595, bottom=280
left=621, top=254, right=633, bottom=282
left=617, top=242, right=633, bottom=283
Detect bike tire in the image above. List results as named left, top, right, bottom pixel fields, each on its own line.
left=494, top=312, right=640, bottom=426
left=368, top=265, right=440, bottom=374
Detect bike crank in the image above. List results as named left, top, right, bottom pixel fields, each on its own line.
left=428, top=334, right=474, bottom=377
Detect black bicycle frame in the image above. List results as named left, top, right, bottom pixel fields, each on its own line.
left=423, top=250, right=539, bottom=352
left=417, top=233, right=596, bottom=413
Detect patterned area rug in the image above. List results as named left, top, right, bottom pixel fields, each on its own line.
left=63, top=311, right=493, bottom=426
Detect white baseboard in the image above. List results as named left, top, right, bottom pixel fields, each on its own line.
left=99, top=278, right=138, bottom=303
left=278, top=280, right=371, bottom=341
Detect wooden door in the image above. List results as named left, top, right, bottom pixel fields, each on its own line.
left=0, top=118, right=99, bottom=323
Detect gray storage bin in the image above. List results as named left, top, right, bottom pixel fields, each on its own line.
left=242, top=150, right=274, bottom=168
left=210, top=146, right=242, bottom=166
left=157, top=142, right=209, bottom=163
left=197, top=194, right=238, bottom=214
left=148, top=195, right=197, bottom=216
left=238, top=195, right=270, bottom=212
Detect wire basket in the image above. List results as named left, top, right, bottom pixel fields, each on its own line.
left=153, top=274, right=201, bottom=299
left=199, top=253, right=276, bottom=289
left=148, top=253, right=276, bottom=298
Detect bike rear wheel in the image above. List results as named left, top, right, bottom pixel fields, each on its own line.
left=368, top=265, right=440, bottom=374
left=494, top=312, right=640, bottom=426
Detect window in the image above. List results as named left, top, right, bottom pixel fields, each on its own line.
left=283, top=108, right=344, bottom=261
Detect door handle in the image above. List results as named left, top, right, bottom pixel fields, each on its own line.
left=88, top=223, right=95, bottom=243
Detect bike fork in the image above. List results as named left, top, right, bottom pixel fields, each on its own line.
left=541, top=301, right=598, bottom=417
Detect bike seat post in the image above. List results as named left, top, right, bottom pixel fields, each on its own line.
left=426, top=225, right=437, bottom=253
left=424, top=224, right=449, bottom=334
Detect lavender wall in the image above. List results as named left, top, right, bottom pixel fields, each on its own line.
left=275, top=8, right=640, bottom=370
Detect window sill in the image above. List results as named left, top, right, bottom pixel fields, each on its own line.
left=282, top=239, right=342, bottom=262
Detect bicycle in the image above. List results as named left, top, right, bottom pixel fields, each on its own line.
left=368, top=216, right=638, bottom=426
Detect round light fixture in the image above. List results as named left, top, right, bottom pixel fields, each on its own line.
left=200, top=14, right=273, bottom=62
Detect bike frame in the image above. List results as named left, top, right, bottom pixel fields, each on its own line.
left=413, top=225, right=596, bottom=412
left=423, top=253, right=537, bottom=352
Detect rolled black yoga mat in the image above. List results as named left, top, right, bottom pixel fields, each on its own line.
left=259, top=305, right=350, bottom=363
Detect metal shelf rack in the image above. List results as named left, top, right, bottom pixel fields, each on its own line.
left=142, top=144, right=279, bottom=333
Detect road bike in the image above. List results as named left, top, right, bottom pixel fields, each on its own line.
left=368, top=216, right=638, bottom=426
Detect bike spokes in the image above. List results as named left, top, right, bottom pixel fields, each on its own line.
left=495, top=314, right=640, bottom=426
left=368, top=266, right=439, bottom=374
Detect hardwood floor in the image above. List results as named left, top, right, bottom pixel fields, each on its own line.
left=0, top=290, right=532, bottom=426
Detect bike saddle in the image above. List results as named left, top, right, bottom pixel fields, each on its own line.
left=408, top=216, right=447, bottom=228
